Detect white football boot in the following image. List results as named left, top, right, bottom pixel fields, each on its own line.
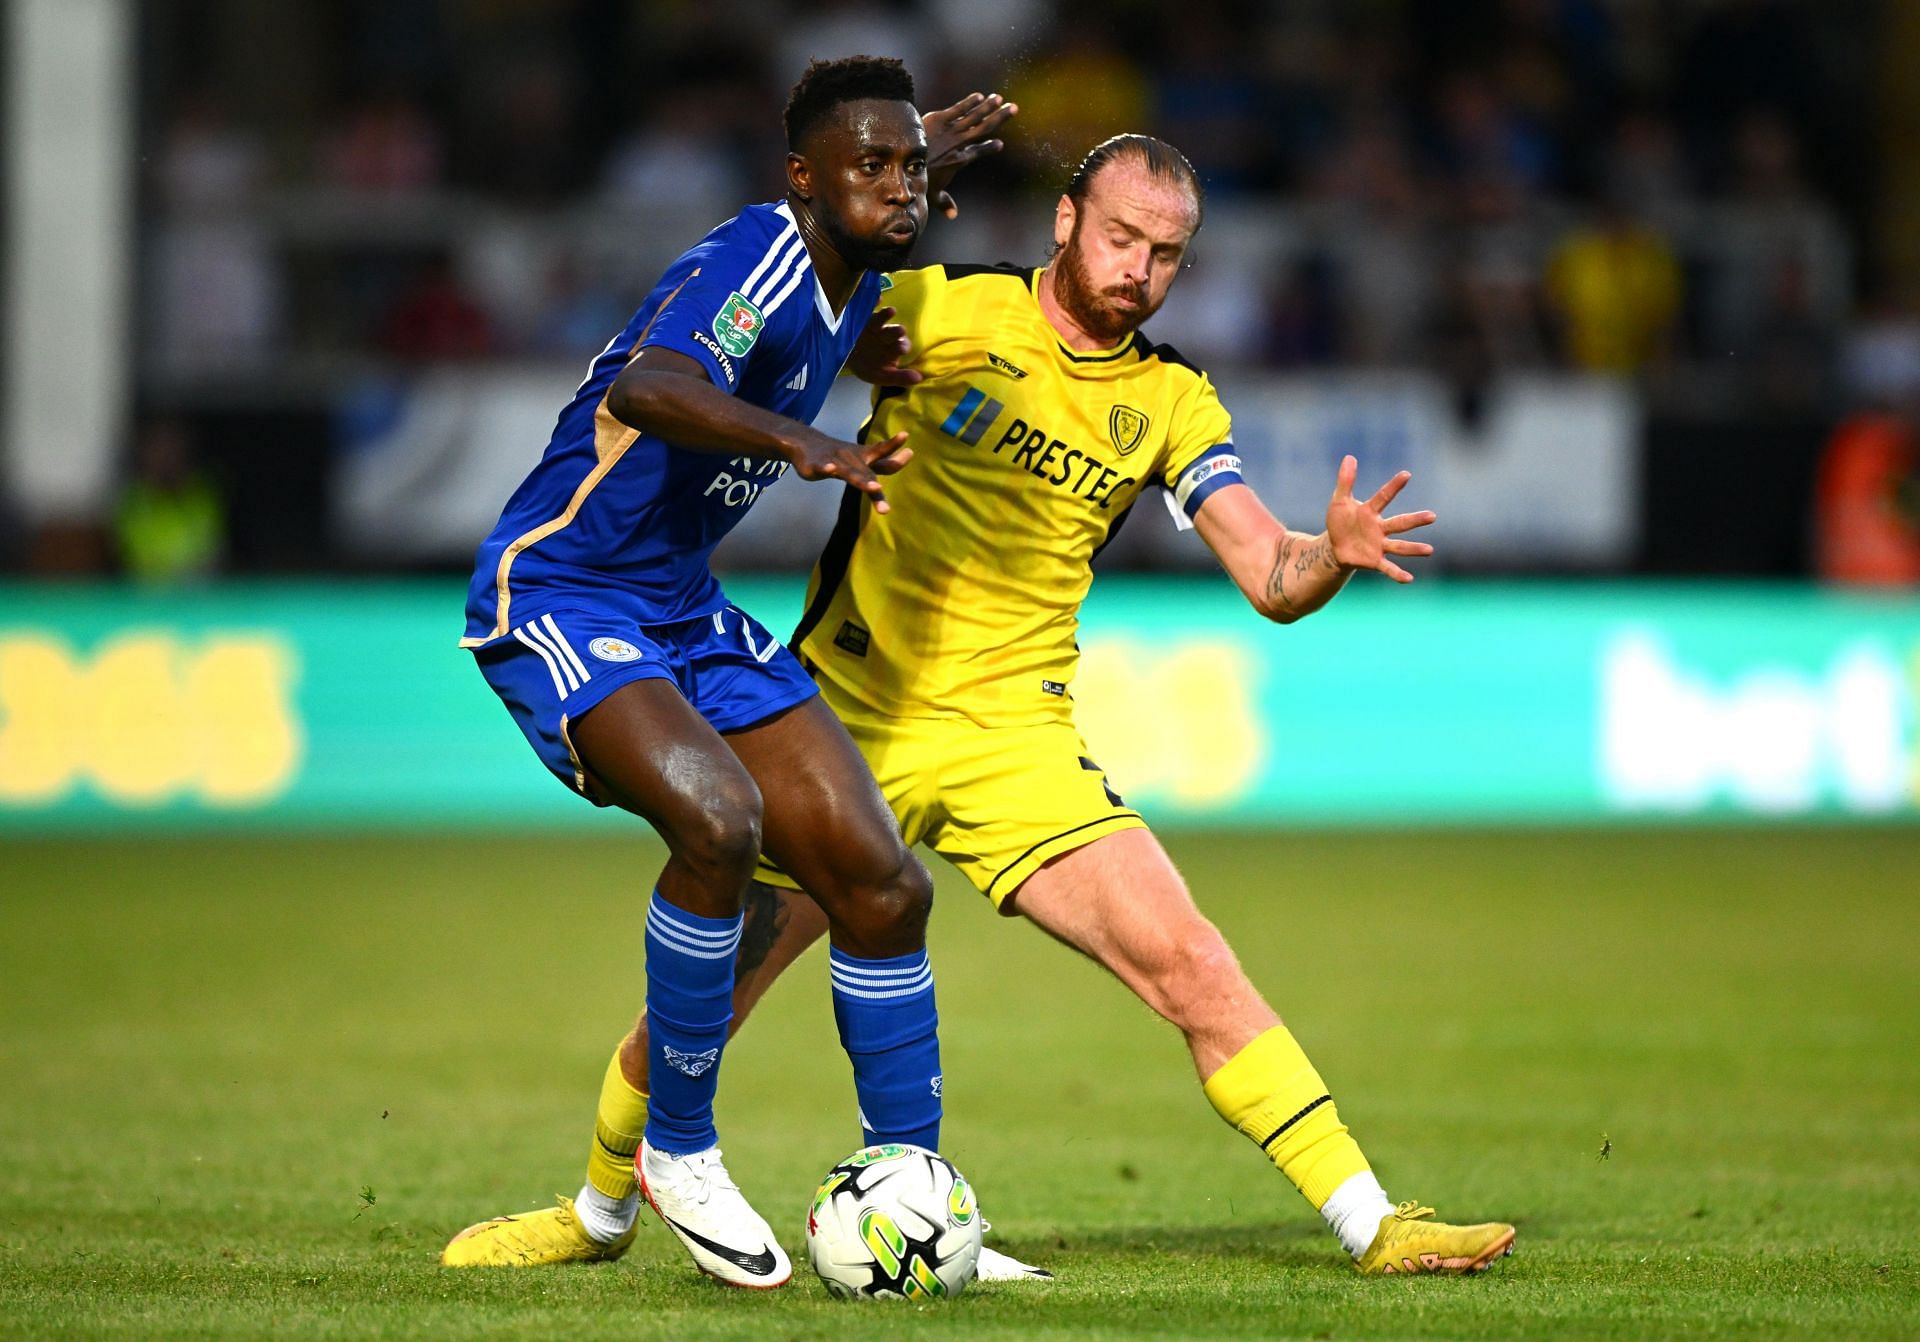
left=637, top=1141, right=792, bottom=1288
left=974, top=1219, right=1054, bottom=1282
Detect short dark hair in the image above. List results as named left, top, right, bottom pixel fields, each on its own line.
left=1065, top=134, right=1205, bottom=227
left=783, top=56, right=917, bottom=152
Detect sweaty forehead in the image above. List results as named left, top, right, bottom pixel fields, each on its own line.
left=810, top=98, right=925, bottom=155
left=1085, top=162, right=1200, bottom=240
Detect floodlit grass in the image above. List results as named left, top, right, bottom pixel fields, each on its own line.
left=3, top=828, right=1916, bottom=1339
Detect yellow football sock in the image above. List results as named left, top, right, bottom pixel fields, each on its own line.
left=1202, top=1024, right=1371, bottom=1208
left=584, top=1049, right=649, bottom=1201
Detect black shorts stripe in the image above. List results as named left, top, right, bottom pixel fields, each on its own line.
left=984, top=812, right=1143, bottom=903
left=1259, top=1094, right=1333, bottom=1151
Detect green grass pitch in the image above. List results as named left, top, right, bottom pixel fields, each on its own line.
left=3, top=827, right=1917, bottom=1339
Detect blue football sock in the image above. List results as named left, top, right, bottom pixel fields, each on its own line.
left=643, top=891, right=741, bottom=1154
left=829, top=946, right=942, bottom=1150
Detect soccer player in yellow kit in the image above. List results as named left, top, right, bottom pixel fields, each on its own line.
left=469, top=134, right=1515, bottom=1279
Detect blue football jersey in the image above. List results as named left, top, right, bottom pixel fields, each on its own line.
left=462, top=201, right=883, bottom=646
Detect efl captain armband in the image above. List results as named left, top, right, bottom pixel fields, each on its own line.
left=1162, top=447, right=1244, bottom=532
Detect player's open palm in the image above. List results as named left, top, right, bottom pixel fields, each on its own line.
left=1324, top=454, right=1436, bottom=583
left=848, top=306, right=921, bottom=386
left=921, top=92, right=1017, bottom=218
left=793, top=428, right=912, bottom=514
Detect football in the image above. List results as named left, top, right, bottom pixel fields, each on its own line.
left=804, top=1143, right=983, bottom=1299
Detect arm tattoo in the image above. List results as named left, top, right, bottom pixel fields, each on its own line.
left=736, top=881, right=792, bottom=977
left=1266, top=534, right=1333, bottom=615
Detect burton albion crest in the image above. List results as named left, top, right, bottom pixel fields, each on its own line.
left=1109, top=405, right=1149, bottom=456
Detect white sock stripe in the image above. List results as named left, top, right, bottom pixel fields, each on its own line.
left=512, top=626, right=568, bottom=697
left=646, top=920, right=742, bottom=961
left=739, top=223, right=800, bottom=300
left=645, top=929, right=733, bottom=959
left=648, top=900, right=744, bottom=945
left=645, top=913, right=743, bottom=953
left=829, top=974, right=936, bottom=1001
left=519, top=619, right=580, bottom=693
left=829, top=966, right=933, bottom=991
left=746, top=233, right=806, bottom=307
left=829, top=959, right=933, bottom=982
left=758, top=257, right=810, bottom=321
left=540, top=613, right=591, bottom=682
left=830, top=962, right=934, bottom=990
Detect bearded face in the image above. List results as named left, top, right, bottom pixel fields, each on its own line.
left=1044, top=163, right=1198, bottom=344
left=1051, top=213, right=1160, bottom=342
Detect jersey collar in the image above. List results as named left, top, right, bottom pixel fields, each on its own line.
left=1027, top=267, right=1145, bottom=364
left=772, top=199, right=853, bottom=334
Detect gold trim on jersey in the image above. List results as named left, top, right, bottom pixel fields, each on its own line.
left=460, top=270, right=699, bottom=647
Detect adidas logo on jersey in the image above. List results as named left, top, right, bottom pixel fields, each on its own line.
left=785, top=367, right=808, bottom=392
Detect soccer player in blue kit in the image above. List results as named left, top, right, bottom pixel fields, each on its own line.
left=442, top=59, right=1015, bottom=1287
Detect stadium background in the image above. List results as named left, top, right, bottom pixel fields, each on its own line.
left=6, top=0, right=1920, bottom=829
left=4, top=2, right=1918, bottom=1337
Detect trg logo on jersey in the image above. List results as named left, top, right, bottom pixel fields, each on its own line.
left=664, top=1045, right=720, bottom=1077
left=988, top=352, right=1028, bottom=379
left=1109, top=405, right=1150, bottom=456
left=713, top=291, right=765, bottom=357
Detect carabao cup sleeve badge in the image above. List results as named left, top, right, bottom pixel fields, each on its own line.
left=713, top=291, right=766, bottom=358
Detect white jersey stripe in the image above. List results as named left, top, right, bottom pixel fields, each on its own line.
left=520, top=619, right=581, bottom=693
left=738, top=223, right=800, bottom=301
left=746, top=234, right=807, bottom=308
left=540, top=613, right=592, bottom=683
left=759, top=258, right=811, bottom=322
left=512, top=626, right=568, bottom=698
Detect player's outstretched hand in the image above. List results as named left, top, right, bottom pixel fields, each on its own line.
left=1324, top=454, right=1436, bottom=583
left=848, top=306, right=922, bottom=386
left=922, top=92, right=1017, bottom=219
left=792, top=429, right=913, bottom=514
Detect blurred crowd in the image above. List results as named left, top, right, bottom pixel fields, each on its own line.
left=122, top=0, right=1920, bottom=582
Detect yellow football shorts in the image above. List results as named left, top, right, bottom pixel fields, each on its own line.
left=758, top=677, right=1145, bottom=907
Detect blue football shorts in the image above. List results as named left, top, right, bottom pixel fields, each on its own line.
left=471, top=602, right=818, bottom=802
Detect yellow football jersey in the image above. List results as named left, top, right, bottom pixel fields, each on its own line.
left=793, top=263, right=1241, bottom=727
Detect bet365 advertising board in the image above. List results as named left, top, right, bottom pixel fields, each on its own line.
left=1, top=580, right=1914, bottom=831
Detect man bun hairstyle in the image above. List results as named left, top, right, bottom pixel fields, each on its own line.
left=1065, top=133, right=1206, bottom=227
left=784, top=56, right=917, bottom=151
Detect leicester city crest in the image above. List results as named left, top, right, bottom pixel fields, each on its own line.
left=1109, top=404, right=1149, bottom=456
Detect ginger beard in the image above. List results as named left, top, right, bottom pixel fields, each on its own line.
left=1050, top=213, right=1162, bottom=344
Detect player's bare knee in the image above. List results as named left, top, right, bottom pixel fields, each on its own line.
left=1151, top=925, right=1241, bottom=1022
left=838, top=851, right=933, bottom=952
left=669, top=784, right=764, bottom=887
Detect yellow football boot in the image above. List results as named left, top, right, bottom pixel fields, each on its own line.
left=441, top=1194, right=637, bottom=1267
left=1354, top=1201, right=1515, bottom=1275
